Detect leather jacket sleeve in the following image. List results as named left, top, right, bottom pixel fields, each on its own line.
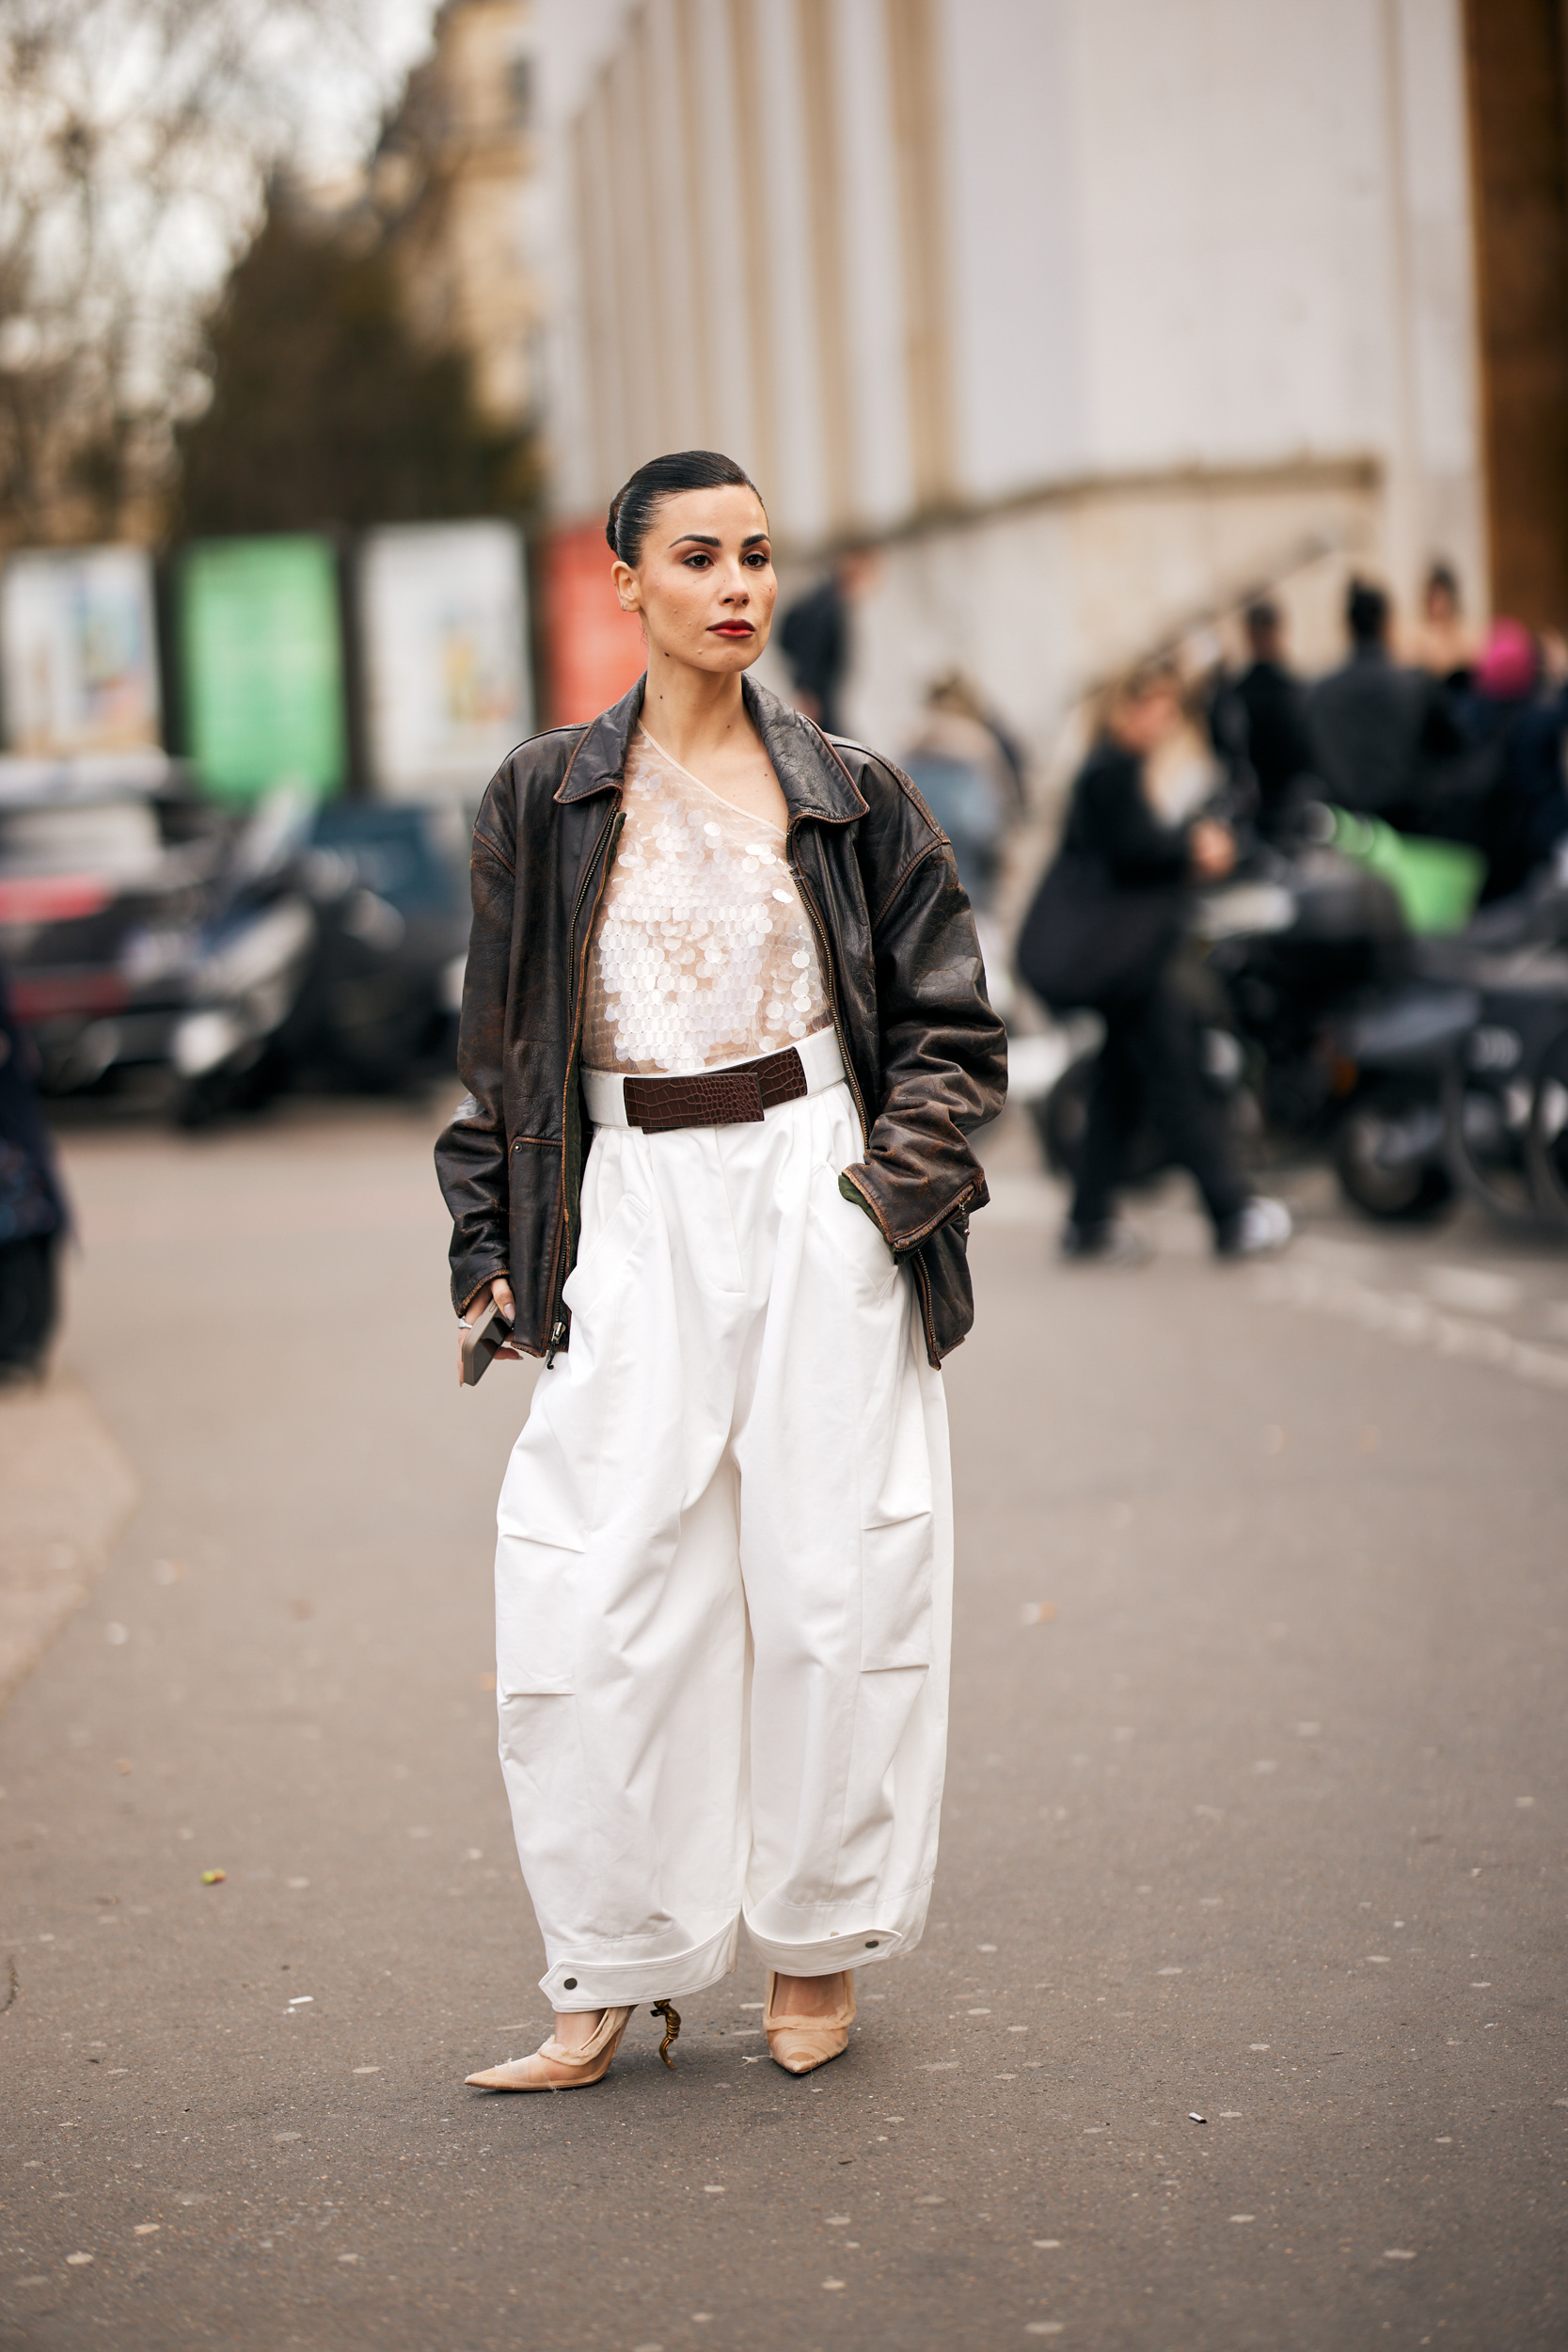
left=436, top=791, right=517, bottom=1315
left=837, top=793, right=1007, bottom=1251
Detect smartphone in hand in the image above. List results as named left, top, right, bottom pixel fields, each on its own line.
left=460, top=1297, right=514, bottom=1387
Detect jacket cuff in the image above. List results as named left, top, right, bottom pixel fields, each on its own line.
left=454, top=1266, right=510, bottom=1319
left=842, top=1161, right=984, bottom=1255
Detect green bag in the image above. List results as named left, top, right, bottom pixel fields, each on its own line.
left=1328, top=807, right=1484, bottom=934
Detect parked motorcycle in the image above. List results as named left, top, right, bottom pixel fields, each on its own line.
left=171, top=788, right=319, bottom=1126
left=171, top=792, right=469, bottom=1125
left=1021, top=820, right=1498, bottom=1222
left=1422, top=865, right=1568, bottom=1227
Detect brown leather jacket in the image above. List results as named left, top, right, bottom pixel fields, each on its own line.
left=435, top=675, right=1007, bottom=1368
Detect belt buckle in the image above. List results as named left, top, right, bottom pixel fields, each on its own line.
left=625, top=1066, right=766, bottom=1133
left=710, top=1069, right=765, bottom=1124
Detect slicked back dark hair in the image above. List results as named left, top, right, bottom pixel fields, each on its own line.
left=606, top=450, right=764, bottom=567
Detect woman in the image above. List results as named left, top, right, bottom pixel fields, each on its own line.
left=1409, top=561, right=1477, bottom=687
left=1019, top=662, right=1290, bottom=1263
left=436, top=450, right=1006, bottom=2091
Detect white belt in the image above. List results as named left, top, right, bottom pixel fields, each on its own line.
left=582, top=1025, right=847, bottom=1131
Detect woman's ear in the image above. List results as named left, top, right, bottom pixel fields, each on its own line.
left=611, top=557, right=640, bottom=615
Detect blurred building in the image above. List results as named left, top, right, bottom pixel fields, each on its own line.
left=536, top=0, right=1568, bottom=757
left=375, top=0, right=546, bottom=432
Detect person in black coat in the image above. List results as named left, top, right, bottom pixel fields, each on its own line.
left=1307, top=579, right=1459, bottom=823
left=1021, top=665, right=1291, bottom=1262
left=0, top=961, right=69, bottom=1381
left=777, top=550, right=876, bottom=736
left=1212, top=599, right=1314, bottom=836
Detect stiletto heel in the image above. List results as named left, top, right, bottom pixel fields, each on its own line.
left=764, top=1970, right=856, bottom=2075
left=651, top=1999, right=682, bottom=2067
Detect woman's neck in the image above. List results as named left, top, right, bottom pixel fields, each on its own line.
left=640, top=650, right=755, bottom=771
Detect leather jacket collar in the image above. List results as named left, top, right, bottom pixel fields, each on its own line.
left=555, top=672, right=870, bottom=827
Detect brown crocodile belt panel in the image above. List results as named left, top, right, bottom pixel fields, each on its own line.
left=622, top=1045, right=810, bottom=1134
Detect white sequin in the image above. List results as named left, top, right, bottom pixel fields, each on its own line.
left=582, top=727, right=832, bottom=1076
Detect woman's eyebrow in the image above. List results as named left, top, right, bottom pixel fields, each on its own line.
left=665, top=531, right=770, bottom=549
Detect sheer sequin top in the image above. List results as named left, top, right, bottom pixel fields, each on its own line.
left=581, top=726, right=832, bottom=1076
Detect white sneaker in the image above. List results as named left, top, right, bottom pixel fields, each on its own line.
left=1217, top=1196, right=1292, bottom=1257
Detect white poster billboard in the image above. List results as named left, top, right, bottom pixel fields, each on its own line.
left=0, top=544, right=162, bottom=755
left=360, top=520, right=531, bottom=801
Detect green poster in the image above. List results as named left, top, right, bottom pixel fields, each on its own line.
left=179, top=535, right=346, bottom=801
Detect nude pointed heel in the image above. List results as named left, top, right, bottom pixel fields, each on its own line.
left=764, top=1970, right=856, bottom=2076
left=466, top=2003, right=634, bottom=2092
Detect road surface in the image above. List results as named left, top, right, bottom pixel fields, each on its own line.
left=2, top=1097, right=1564, bottom=2349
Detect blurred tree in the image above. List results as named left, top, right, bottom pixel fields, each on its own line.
left=0, top=0, right=383, bottom=548
left=174, top=188, right=536, bottom=534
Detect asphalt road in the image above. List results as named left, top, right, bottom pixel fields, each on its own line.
left=2, top=1097, right=1565, bottom=2352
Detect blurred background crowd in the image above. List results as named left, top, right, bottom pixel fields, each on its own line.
left=5, top=0, right=1568, bottom=1370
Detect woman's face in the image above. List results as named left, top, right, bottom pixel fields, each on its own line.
left=1110, top=682, right=1182, bottom=755
left=612, top=485, right=776, bottom=675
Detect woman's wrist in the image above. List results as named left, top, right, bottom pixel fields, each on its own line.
left=458, top=1273, right=511, bottom=1323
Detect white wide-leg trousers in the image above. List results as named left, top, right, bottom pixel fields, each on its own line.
left=493, top=1077, right=952, bottom=2010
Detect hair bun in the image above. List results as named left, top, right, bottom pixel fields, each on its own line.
left=604, top=450, right=762, bottom=569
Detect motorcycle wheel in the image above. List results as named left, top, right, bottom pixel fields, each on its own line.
left=1333, top=1089, right=1454, bottom=1222
left=1524, top=1025, right=1568, bottom=1231
left=1441, top=1059, right=1543, bottom=1228
left=1033, top=1051, right=1175, bottom=1185
left=1031, top=1053, right=1095, bottom=1179
left=1031, top=1049, right=1245, bottom=1189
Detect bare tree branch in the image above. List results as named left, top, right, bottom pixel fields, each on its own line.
left=0, top=0, right=395, bottom=544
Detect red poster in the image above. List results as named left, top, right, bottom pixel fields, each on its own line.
left=543, top=521, right=647, bottom=725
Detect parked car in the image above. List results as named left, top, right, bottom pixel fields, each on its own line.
left=3, top=761, right=470, bottom=1116
left=0, top=754, right=228, bottom=1097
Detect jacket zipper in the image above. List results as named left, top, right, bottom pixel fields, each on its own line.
left=786, top=827, right=871, bottom=1149
left=545, top=803, right=624, bottom=1364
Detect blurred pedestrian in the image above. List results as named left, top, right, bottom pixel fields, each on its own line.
left=1307, top=579, right=1460, bottom=824
left=0, top=962, right=69, bottom=1383
left=926, top=668, right=1030, bottom=816
left=1017, top=662, right=1291, bottom=1262
left=1210, top=599, right=1314, bottom=838
left=438, top=450, right=1006, bottom=2096
left=900, top=676, right=1012, bottom=913
left=1409, top=560, right=1477, bottom=685
left=777, top=548, right=877, bottom=735
left=1451, top=619, right=1568, bottom=899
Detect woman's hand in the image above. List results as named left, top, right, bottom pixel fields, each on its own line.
left=1189, top=818, right=1236, bottom=880
left=459, top=1277, right=522, bottom=1365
